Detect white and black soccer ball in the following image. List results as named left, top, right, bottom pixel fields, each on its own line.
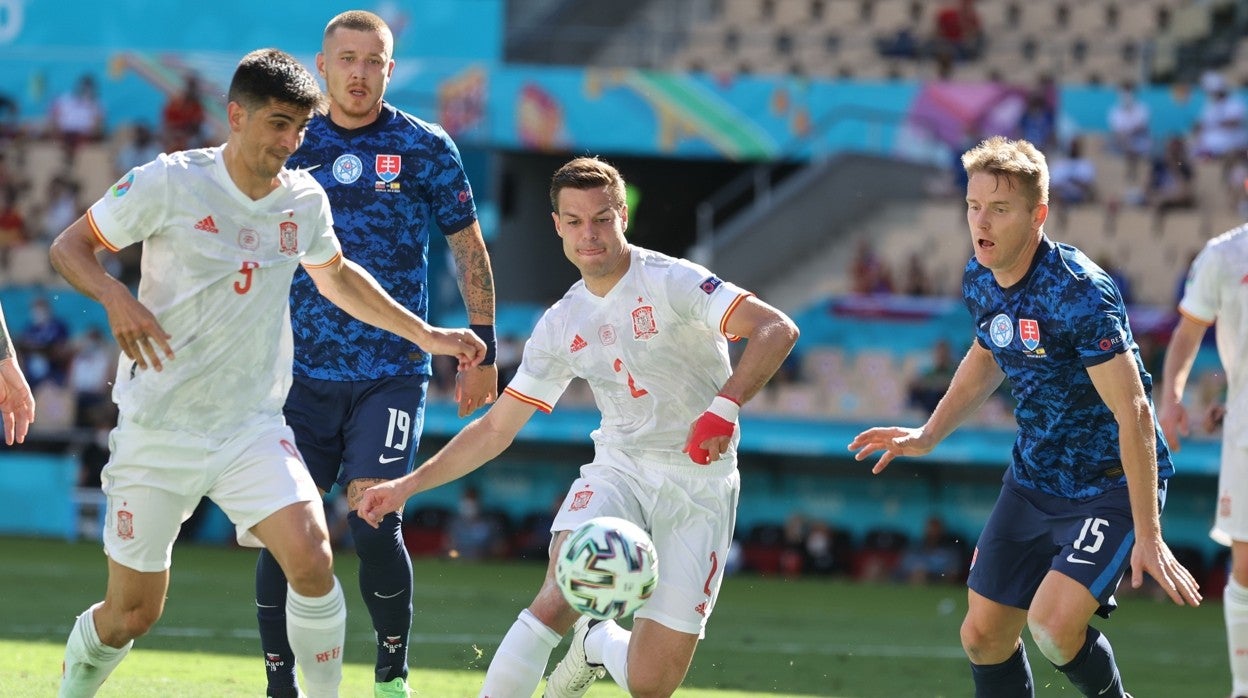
left=555, top=516, right=659, bottom=620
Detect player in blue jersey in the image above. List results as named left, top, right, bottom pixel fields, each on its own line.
left=849, top=136, right=1201, bottom=698
left=253, top=12, right=498, bottom=698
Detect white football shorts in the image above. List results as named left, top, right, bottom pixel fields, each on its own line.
left=1212, top=443, right=1248, bottom=546
left=550, top=445, right=740, bottom=636
left=100, top=417, right=320, bottom=572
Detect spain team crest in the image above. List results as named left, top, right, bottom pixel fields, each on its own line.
left=278, top=221, right=298, bottom=256
left=117, top=509, right=134, bottom=540
left=569, top=489, right=593, bottom=511
left=376, top=154, right=401, bottom=183
left=631, top=305, right=658, bottom=340
left=1019, top=319, right=1040, bottom=351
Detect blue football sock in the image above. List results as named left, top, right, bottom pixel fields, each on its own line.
left=349, top=511, right=413, bottom=683
left=256, top=548, right=297, bottom=691
left=1054, top=626, right=1124, bottom=698
left=970, top=642, right=1034, bottom=698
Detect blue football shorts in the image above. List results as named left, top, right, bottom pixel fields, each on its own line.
left=967, top=468, right=1167, bottom=619
left=283, top=374, right=429, bottom=491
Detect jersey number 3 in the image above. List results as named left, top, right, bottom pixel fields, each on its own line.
left=234, top=261, right=260, bottom=295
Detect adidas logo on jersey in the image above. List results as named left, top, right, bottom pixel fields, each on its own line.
left=569, top=335, right=588, bottom=352
left=194, top=216, right=219, bottom=234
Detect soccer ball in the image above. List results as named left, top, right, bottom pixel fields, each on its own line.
left=555, top=516, right=659, bottom=620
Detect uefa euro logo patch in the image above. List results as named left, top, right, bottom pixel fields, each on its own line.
left=110, top=172, right=135, bottom=198
left=333, top=154, right=363, bottom=184
left=699, top=276, right=723, bottom=294
left=989, top=313, right=1013, bottom=347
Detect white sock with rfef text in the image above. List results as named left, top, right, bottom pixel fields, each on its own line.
left=286, top=577, right=346, bottom=698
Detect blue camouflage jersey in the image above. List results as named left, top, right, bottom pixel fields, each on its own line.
left=963, top=236, right=1173, bottom=499
left=285, top=103, right=477, bottom=380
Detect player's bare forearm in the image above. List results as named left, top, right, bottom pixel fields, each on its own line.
left=49, top=216, right=130, bottom=306
left=922, top=341, right=1004, bottom=443
left=1160, top=316, right=1206, bottom=407
left=718, top=297, right=799, bottom=404
left=311, top=256, right=436, bottom=342
left=447, top=222, right=496, bottom=325
left=51, top=217, right=174, bottom=370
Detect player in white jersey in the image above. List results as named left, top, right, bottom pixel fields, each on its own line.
left=1160, top=225, right=1248, bottom=698
left=357, top=156, right=799, bottom=697
left=47, top=49, right=484, bottom=698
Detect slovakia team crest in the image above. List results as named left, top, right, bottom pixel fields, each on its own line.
left=278, top=221, right=299, bottom=256
left=631, top=305, right=658, bottom=340
left=376, top=154, right=401, bottom=183
left=1018, top=319, right=1040, bottom=351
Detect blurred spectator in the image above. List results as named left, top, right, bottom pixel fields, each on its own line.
left=780, top=513, right=807, bottom=576
left=803, top=520, right=852, bottom=576
left=446, top=485, right=496, bottom=560
left=0, top=188, right=28, bottom=270
left=931, top=0, right=983, bottom=62
left=895, top=516, right=965, bottom=585
left=1225, top=151, right=1248, bottom=217
left=1017, top=89, right=1057, bottom=153
left=114, top=121, right=162, bottom=176
left=1097, top=257, right=1133, bottom=306
left=16, top=296, right=71, bottom=387
left=900, top=252, right=935, bottom=297
left=1147, top=136, right=1196, bottom=223
left=908, top=338, right=956, bottom=412
left=67, top=327, right=116, bottom=428
left=1048, top=136, right=1097, bottom=206
left=1194, top=71, right=1246, bottom=166
left=36, top=169, right=82, bottom=245
left=1106, top=81, right=1152, bottom=183
left=0, top=91, right=19, bottom=143
left=849, top=240, right=894, bottom=295
left=47, top=74, right=105, bottom=152
left=875, top=1, right=925, bottom=60
left=161, top=73, right=207, bottom=150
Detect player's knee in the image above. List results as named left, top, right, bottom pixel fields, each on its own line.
left=280, top=544, right=335, bottom=595
left=1026, top=616, right=1080, bottom=665
left=117, top=603, right=162, bottom=641
left=347, top=510, right=404, bottom=561
left=627, top=672, right=679, bottom=698
left=959, top=616, right=1008, bottom=663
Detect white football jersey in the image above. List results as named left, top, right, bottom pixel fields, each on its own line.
left=505, top=247, right=750, bottom=463
left=87, top=147, right=341, bottom=436
left=1180, top=225, right=1248, bottom=447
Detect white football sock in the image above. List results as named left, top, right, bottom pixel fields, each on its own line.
left=59, top=602, right=132, bottom=698
left=587, top=619, right=632, bottom=693
left=1226, top=576, right=1248, bottom=697
left=286, top=577, right=346, bottom=698
left=478, top=609, right=561, bottom=698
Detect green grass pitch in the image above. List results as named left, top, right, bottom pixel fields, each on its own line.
left=0, top=536, right=1228, bottom=697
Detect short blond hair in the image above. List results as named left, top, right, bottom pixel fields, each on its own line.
left=960, top=136, right=1049, bottom=208
left=324, top=10, right=393, bottom=52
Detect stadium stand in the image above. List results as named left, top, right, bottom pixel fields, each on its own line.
left=0, top=0, right=1238, bottom=587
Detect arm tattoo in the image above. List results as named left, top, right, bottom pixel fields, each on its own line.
left=447, top=224, right=496, bottom=324
left=0, top=308, right=12, bottom=362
